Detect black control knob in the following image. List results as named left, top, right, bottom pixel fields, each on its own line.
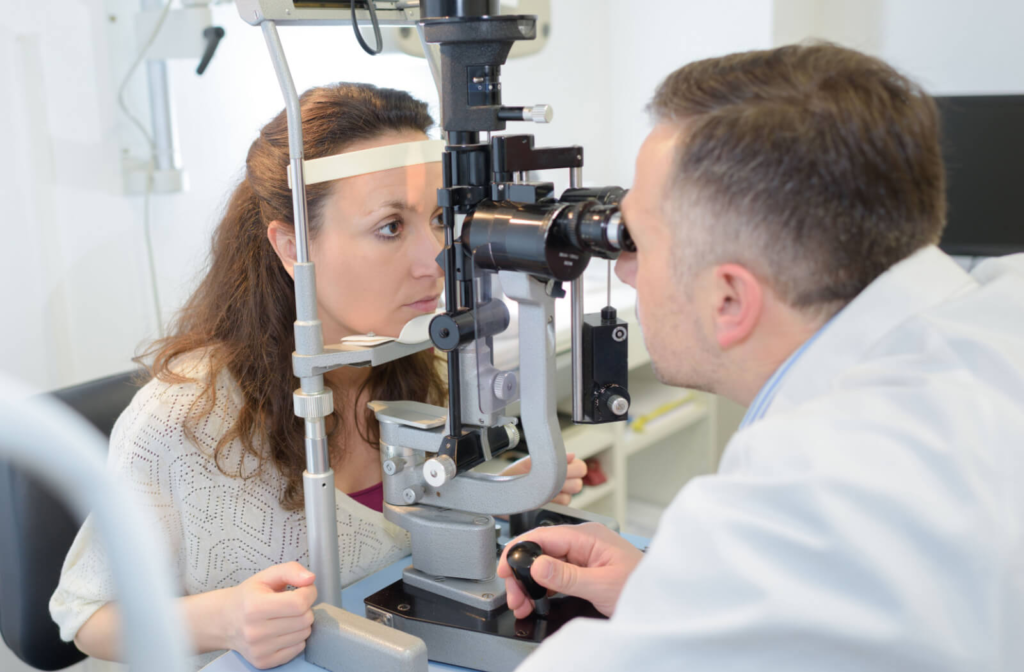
left=505, top=541, right=550, bottom=617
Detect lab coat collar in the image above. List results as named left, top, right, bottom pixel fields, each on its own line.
left=767, top=245, right=977, bottom=415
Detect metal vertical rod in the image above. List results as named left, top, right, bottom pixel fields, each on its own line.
left=261, top=19, right=341, bottom=610
left=607, top=260, right=612, bottom=307
left=441, top=149, right=463, bottom=438
left=570, top=167, right=585, bottom=422
left=417, top=24, right=443, bottom=125
left=144, top=61, right=176, bottom=170
left=142, top=0, right=176, bottom=172
left=263, top=21, right=311, bottom=267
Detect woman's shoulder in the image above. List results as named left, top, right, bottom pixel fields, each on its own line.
left=112, top=349, right=245, bottom=462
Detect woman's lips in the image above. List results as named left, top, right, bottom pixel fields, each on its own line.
left=405, top=296, right=440, bottom=312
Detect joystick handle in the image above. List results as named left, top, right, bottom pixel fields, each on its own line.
left=506, top=541, right=550, bottom=617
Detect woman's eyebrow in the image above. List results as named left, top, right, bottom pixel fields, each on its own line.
left=365, top=199, right=408, bottom=217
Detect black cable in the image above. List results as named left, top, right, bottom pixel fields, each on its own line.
left=351, top=0, right=383, bottom=55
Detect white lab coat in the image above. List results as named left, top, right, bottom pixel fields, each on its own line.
left=517, top=246, right=1024, bottom=672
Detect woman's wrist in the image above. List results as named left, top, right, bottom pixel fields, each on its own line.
left=181, top=586, right=237, bottom=653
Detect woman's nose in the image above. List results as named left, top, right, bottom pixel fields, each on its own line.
left=410, top=221, right=445, bottom=279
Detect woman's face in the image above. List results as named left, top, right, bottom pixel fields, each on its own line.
left=310, top=130, right=445, bottom=342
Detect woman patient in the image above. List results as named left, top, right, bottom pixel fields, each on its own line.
left=50, top=83, right=585, bottom=669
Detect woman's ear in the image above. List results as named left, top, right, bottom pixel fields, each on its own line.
left=267, top=220, right=298, bottom=279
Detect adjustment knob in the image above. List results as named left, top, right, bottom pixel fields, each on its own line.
left=503, top=423, right=521, bottom=450
left=423, top=454, right=457, bottom=488
left=527, top=104, right=553, bottom=124
left=493, top=371, right=519, bottom=400
left=608, top=394, right=629, bottom=416
left=597, top=386, right=631, bottom=418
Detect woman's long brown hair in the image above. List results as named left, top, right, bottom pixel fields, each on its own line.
left=137, top=83, right=446, bottom=511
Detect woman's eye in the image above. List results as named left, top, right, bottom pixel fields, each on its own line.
left=431, top=211, right=444, bottom=228
left=377, top=220, right=402, bottom=239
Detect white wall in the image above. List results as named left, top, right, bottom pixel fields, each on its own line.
left=773, top=0, right=1024, bottom=94
left=605, top=0, right=775, bottom=188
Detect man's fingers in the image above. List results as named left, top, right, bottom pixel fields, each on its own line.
left=552, top=493, right=571, bottom=506
left=499, top=524, right=605, bottom=571
left=513, top=602, right=535, bottom=619
left=530, top=555, right=584, bottom=596
left=504, top=576, right=528, bottom=613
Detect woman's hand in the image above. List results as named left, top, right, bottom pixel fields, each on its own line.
left=500, top=452, right=587, bottom=506
left=223, top=562, right=318, bottom=669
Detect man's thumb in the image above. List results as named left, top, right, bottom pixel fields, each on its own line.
left=532, top=555, right=586, bottom=597
left=257, top=561, right=316, bottom=591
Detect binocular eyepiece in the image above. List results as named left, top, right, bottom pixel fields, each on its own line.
left=462, top=187, right=634, bottom=282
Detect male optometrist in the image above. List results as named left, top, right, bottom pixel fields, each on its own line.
left=500, top=43, right=1024, bottom=672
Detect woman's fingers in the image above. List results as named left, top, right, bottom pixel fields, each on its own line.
left=566, top=456, right=588, bottom=479
left=256, top=638, right=308, bottom=670
left=260, top=610, right=315, bottom=639
left=561, top=478, right=584, bottom=496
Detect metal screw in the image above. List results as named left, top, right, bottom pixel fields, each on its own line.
left=482, top=593, right=494, bottom=599
left=440, top=328, right=450, bottom=338
left=474, top=517, right=490, bottom=526
left=397, top=604, right=411, bottom=612
left=516, top=629, right=529, bottom=637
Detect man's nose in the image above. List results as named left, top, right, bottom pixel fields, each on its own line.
left=615, top=252, right=638, bottom=288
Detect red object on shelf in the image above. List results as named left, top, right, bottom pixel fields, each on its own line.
left=582, top=457, right=608, bottom=486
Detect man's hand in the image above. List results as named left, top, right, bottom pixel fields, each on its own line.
left=500, top=452, right=587, bottom=506
left=223, top=562, right=317, bottom=669
left=497, top=522, right=643, bottom=618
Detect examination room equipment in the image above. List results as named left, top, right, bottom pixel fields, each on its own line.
left=0, top=375, right=190, bottom=672
left=0, top=374, right=142, bottom=670
left=934, top=95, right=1024, bottom=257
left=234, top=0, right=636, bottom=670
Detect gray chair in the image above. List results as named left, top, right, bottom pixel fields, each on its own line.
left=0, top=371, right=144, bottom=670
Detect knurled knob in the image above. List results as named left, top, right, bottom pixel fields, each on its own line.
left=493, top=371, right=519, bottom=400
left=423, top=454, right=457, bottom=488
left=527, top=104, right=553, bottom=124
left=293, top=389, right=334, bottom=419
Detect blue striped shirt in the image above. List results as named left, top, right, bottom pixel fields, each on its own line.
left=738, top=325, right=829, bottom=430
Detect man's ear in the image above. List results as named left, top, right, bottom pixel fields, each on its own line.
left=267, top=220, right=297, bottom=279
left=710, top=263, right=764, bottom=350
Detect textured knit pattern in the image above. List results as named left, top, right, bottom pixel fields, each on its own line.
left=49, top=354, right=411, bottom=645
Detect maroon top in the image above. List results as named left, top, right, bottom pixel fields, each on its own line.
left=347, top=481, right=384, bottom=513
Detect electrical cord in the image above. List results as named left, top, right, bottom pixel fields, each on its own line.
left=352, top=0, right=383, bottom=55
left=116, top=0, right=173, bottom=338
